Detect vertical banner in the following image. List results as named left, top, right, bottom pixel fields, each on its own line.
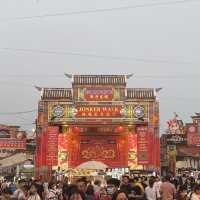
left=156, top=136, right=160, bottom=168
left=35, top=134, right=41, bottom=168
left=148, top=131, right=153, bottom=165
left=46, top=126, right=59, bottom=166
left=128, top=133, right=139, bottom=169
left=58, top=134, right=68, bottom=170
left=41, top=131, right=47, bottom=165
left=137, top=126, right=149, bottom=165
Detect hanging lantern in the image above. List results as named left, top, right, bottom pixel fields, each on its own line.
left=73, top=126, right=80, bottom=133
left=116, top=126, right=124, bottom=133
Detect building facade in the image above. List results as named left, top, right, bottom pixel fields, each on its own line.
left=35, top=74, right=160, bottom=177
left=0, top=124, right=34, bottom=178
left=161, top=113, right=200, bottom=176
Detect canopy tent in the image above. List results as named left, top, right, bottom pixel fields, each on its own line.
left=76, top=161, right=108, bottom=170
left=0, top=153, right=33, bottom=168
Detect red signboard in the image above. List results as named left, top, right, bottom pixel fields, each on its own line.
left=188, top=133, right=200, bottom=146
left=0, top=139, right=26, bottom=149
left=80, top=136, right=118, bottom=161
left=186, top=124, right=198, bottom=134
left=76, top=105, right=123, bottom=118
left=137, top=126, right=149, bottom=165
left=84, top=88, right=113, bottom=101
left=46, top=127, right=59, bottom=166
left=68, top=135, right=127, bottom=168
left=128, top=133, right=138, bottom=169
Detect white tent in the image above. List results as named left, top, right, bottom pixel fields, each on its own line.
left=76, top=161, right=108, bottom=170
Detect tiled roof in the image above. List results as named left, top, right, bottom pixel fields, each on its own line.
left=127, top=88, right=155, bottom=99
left=73, top=75, right=126, bottom=85
left=42, top=88, right=72, bottom=100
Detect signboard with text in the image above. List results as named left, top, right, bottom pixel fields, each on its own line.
left=46, top=127, right=59, bottom=166
left=75, top=105, right=123, bottom=118
left=84, top=88, right=113, bottom=101
left=0, top=139, right=26, bottom=149
left=136, top=126, right=149, bottom=165
left=166, top=134, right=187, bottom=145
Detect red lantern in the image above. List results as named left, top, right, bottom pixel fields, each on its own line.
left=116, top=126, right=124, bottom=133
left=73, top=126, right=80, bottom=133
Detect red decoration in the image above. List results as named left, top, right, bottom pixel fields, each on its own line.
left=69, top=135, right=128, bottom=168
left=45, top=127, right=59, bottom=166
left=73, top=126, right=80, bottom=133
left=0, top=138, right=26, bottom=149
left=116, top=126, right=124, bottom=133
left=84, top=88, right=113, bottom=101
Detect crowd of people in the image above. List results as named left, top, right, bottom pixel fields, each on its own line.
left=1, top=174, right=200, bottom=200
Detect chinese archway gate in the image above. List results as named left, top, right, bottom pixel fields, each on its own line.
left=35, top=74, right=160, bottom=177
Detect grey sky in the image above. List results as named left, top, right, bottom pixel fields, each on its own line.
left=0, top=0, right=200, bottom=133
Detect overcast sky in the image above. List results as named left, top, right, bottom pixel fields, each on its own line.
left=0, top=0, right=200, bottom=133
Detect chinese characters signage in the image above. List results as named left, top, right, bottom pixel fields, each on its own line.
left=84, top=88, right=113, bottom=101
left=46, top=127, right=59, bottom=166
left=0, top=139, right=26, bottom=149
left=136, top=126, right=149, bottom=164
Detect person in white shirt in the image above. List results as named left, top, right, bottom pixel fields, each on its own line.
left=145, top=178, right=157, bottom=200
left=191, top=184, right=200, bottom=200
left=28, top=183, right=41, bottom=200
left=153, top=176, right=162, bottom=199
left=13, top=179, right=26, bottom=200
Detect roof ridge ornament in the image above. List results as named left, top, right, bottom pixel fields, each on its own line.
left=155, top=87, right=163, bottom=93
left=126, top=73, right=134, bottom=79
left=64, top=73, right=73, bottom=79
left=34, top=85, right=42, bottom=92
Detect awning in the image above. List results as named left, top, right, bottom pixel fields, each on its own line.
left=0, top=153, right=33, bottom=168
left=76, top=161, right=108, bottom=170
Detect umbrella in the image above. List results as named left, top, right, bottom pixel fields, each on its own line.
left=76, top=161, right=108, bottom=170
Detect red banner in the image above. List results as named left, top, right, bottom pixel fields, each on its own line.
left=128, top=133, right=138, bottom=169
left=46, top=127, right=59, bottom=166
left=0, top=139, right=26, bottom=149
left=188, top=133, right=200, bottom=146
left=76, top=105, right=123, bottom=118
left=84, top=88, right=113, bottom=101
left=68, top=135, right=127, bottom=168
left=58, top=134, right=69, bottom=169
left=156, top=137, right=160, bottom=168
left=148, top=131, right=153, bottom=164
left=137, top=126, right=149, bottom=165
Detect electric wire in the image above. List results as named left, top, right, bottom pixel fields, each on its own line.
left=1, top=48, right=198, bottom=65
left=0, top=0, right=199, bottom=22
